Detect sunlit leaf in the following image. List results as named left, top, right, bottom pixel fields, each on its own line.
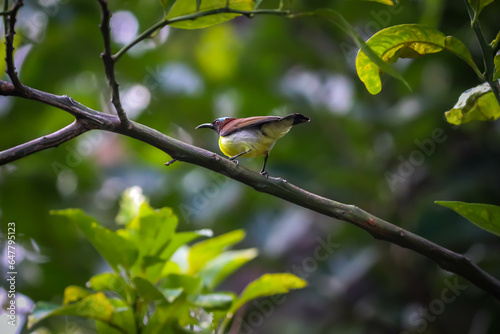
left=51, top=209, right=139, bottom=271
left=188, top=229, right=245, bottom=274
left=115, top=186, right=148, bottom=225
left=355, top=24, right=481, bottom=94
left=63, top=285, right=90, bottom=305
left=188, top=293, right=236, bottom=311
left=28, top=293, right=114, bottom=330
left=307, top=9, right=410, bottom=94
left=436, top=201, right=500, bottom=236
left=167, top=0, right=255, bottom=29
left=444, top=82, right=500, bottom=125
left=229, top=273, right=307, bottom=314
left=89, top=273, right=135, bottom=305
left=199, top=248, right=258, bottom=289
left=363, top=0, right=394, bottom=5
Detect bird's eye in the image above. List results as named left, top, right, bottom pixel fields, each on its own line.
left=215, top=120, right=220, bottom=124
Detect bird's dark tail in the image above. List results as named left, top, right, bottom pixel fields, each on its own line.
left=283, top=113, right=310, bottom=125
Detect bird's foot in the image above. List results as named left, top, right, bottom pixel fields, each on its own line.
left=229, top=158, right=239, bottom=165
left=259, top=170, right=269, bottom=178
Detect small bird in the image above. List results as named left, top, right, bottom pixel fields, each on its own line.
left=196, top=113, right=310, bottom=176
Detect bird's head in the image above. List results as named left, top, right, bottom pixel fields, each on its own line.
left=195, top=117, right=234, bottom=134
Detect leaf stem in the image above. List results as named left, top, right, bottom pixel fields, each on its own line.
left=463, top=0, right=500, bottom=106
left=113, top=8, right=290, bottom=61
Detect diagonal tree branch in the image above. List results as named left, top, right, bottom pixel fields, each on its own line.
left=1, top=79, right=499, bottom=301
left=0, top=120, right=91, bottom=164
left=96, top=0, right=130, bottom=128
left=3, top=0, right=24, bottom=91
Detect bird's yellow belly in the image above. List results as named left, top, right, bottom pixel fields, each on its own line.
left=219, top=130, right=276, bottom=158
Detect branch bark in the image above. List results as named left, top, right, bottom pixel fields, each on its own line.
left=2, top=0, right=24, bottom=91
left=96, top=0, right=130, bottom=128
left=1, top=79, right=499, bottom=301
left=0, top=120, right=90, bottom=164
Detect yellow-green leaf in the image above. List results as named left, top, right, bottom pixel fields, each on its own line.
left=63, top=286, right=90, bottom=305
left=445, top=82, right=500, bottom=125
left=307, top=9, right=409, bottom=94
left=355, top=24, right=482, bottom=94
left=28, top=293, right=114, bottom=329
left=188, top=229, right=245, bottom=274
left=436, top=201, right=500, bottom=237
left=167, top=0, right=255, bottom=29
left=89, top=273, right=135, bottom=305
left=229, top=273, right=307, bottom=315
left=363, top=0, right=394, bottom=5
left=199, top=248, right=258, bottom=289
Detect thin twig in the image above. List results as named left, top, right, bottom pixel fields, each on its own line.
left=463, top=0, right=500, bottom=105
left=0, top=120, right=90, bottom=164
left=3, top=0, right=24, bottom=90
left=96, top=0, right=130, bottom=128
left=114, top=8, right=290, bottom=61
left=1, top=79, right=499, bottom=301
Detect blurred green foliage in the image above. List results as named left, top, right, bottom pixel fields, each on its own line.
left=1, top=0, right=500, bottom=333
left=27, top=187, right=305, bottom=333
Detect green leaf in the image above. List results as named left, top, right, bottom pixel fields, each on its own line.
left=63, top=285, right=91, bottom=305
left=229, top=273, right=307, bottom=314
left=436, top=201, right=500, bottom=236
left=188, top=229, right=245, bottom=274
left=307, top=9, right=410, bottom=94
left=133, top=276, right=166, bottom=302
left=468, top=0, right=496, bottom=18
left=161, top=229, right=213, bottom=263
left=159, top=0, right=176, bottom=16
left=96, top=299, right=137, bottom=334
left=355, top=24, right=482, bottom=94
left=127, top=204, right=178, bottom=263
left=89, top=273, right=135, bottom=305
left=363, top=0, right=394, bottom=5
left=188, top=293, right=236, bottom=311
left=143, top=298, right=190, bottom=334
left=28, top=293, right=114, bottom=329
left=116, top=186, right=148, bottom=225
left=167, top=0, right=255, bottom=29
left=159, top=274, right=202, bottom=294
left=444, top=82, right=500, bottom=125
left=51, top=209, right=139, bottom=271
left=255, top=0, right=264, bottom=9
left=199, top=248, right=258, bottom=289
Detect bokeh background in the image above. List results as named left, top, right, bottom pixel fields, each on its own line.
left=1, top=0, right=500, bottom=333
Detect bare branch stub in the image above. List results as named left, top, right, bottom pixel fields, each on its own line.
left=96, top=0, right=130, bottom=129
left=3, top=0, right=24, bottom=91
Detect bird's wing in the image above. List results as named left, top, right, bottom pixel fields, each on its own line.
left=219, top=116, right=282, bottom=136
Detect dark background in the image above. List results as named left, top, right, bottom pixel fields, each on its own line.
left=1, top=0, right=500, bottom=333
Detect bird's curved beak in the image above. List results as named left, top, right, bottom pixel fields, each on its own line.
left=195, top=123, right=215, bottom=130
